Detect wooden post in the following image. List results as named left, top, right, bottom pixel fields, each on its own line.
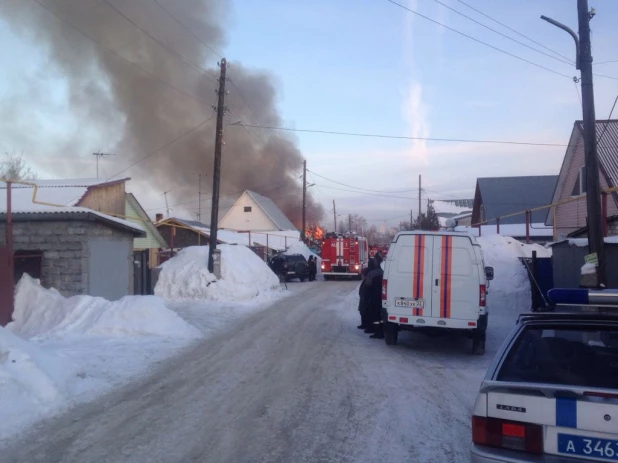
left=170, top=225, right=175, bottom=258
left=525, top=211, right=530, bottom=243
left=496, top=217, right=500, bottom=235
left=266, top=233, right=269, bottom=262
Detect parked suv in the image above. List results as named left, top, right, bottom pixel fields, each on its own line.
left=471, top=289, right=618, bottom=462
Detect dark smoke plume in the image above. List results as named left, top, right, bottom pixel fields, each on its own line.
left=0, top=0, right=324, bottom=227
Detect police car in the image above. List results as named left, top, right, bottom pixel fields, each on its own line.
left=471, top=288, right=618, bottom=462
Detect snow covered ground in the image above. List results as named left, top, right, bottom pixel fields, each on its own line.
left=1, top=245, right=293, bottom=441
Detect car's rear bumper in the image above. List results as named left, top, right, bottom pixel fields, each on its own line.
left=471, top=444, right=589, bottom=462
left=386, top=314, right=486, bottom=330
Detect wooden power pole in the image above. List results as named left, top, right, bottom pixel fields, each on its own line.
left=418, top=174, right=422, bottom=229
left=208, top=58, right=227, bottom=273
left=541, top=2, right=606, bottom=286
left=333, top=199, right=337, bottom=233
left=301, top=159, right=307, bottom=243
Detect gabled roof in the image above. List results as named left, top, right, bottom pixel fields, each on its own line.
left=0, top=178, right=129, bottom=212
left=237, top=190, right=297, bottom=231
left=473, top=176, right=558, bottom=225
left=547, top=120, right=618, bottom=225
left=125, top=193, right=167, bottom=247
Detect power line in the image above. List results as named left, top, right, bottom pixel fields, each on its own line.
left=99, top=0, right=218, bottom=81
left=595, top=59, right=618, bottom=66
left=233, top=123, right=568, bottom=147
left=308, top=169, right=417, bottom=194
left=430, top=0, right=572, bottom=65
left=596, top=95, right=618, bottom=146
left=315, top=184, right=420, bottom=200
left=453, top=0, right=574, bottom=63
left=574, top=81, right=582, bottom=105
left=386, top=0, right=573, bottom=79
left=151, top=0, right=223, bottom=59
left=30, top=0, right=214, bottom=107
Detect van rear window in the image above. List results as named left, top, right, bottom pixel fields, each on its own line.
left=497, top=325, right=618, bottom=389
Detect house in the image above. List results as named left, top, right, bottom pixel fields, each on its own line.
left=0, top=178, right=145, bottom=301
left=155, top=216, right=301, bottom=261
left=470, top=176, right=558, bottom=241
left=218, top=190, right=297, bottom=232
left=545, top=120, right=618, bottom=240
left=431, top=199, right=473, bottom=227
left=125, top=193, right=167, bottom=294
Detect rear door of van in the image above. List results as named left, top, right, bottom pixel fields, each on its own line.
left=431, top=235, right=480, bottom=320
left=387, top=234, right=434, bottom=318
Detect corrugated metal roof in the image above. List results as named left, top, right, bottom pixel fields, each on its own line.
left=576, top=120, right=618, bottom=187
left=246, top=190, right=297, bottom=231
left=477, top=176, right=558, bottom=225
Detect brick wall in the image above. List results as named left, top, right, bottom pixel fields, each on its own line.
left=0, top=219, right=134, bottom=297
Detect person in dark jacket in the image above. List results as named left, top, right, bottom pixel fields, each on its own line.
left=363, top=257, right=384, bottom=339
left=357, top=262, right=374, bottom=330
left=374, top=251, right=383, bottom=268
left=308, top=255, right=317, bottom=281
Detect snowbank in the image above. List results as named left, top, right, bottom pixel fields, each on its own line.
left=155, top=244, right=281, bottom=302
left=477, top=235, right=551, bottom=313
left=11, top=275, right=201, bottom=341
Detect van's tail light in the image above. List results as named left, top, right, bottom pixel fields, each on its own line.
left=472, top=416, right=543, bottom=454
left=479, top=284, right=487, bottom=307
left=382, top=279, right=388, bottom=300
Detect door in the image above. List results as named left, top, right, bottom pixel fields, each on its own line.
left=88, top=238, right=131, bottom=301
left=431, top=235, right=478, bottom=320
left=388, top=234, right=434, bottom=318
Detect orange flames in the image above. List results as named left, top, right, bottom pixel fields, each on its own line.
left=306, top=224, right=324, bottom=241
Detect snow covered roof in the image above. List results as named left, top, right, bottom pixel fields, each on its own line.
left=432, top=200, right=473, bottom=216
left=455, top=223, right=553, bottom=238
left=0, top=207, right=145, bottom=235
left=245, top=190, right=297, bottom=231
left=0, top=178, right=129, bottom=211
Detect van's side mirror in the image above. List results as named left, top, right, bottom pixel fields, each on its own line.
left=485, top=267, right=494, bottom=281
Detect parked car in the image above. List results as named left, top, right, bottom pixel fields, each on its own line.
left=280, top=254, right=309, bottom=282
left=381, top=231, right=493, bottom=354
left=471, top=290, right=618, bottom=462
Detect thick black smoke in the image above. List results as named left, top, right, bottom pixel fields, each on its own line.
left=0, top=0, right=324, bottom=227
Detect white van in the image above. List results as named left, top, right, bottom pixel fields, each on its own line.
left=381, top=231, right=493, bottom=355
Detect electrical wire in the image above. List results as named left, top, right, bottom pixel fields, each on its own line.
left=151, top=0, right=223, bottom=59
left=233, top=123, right=568, bottom=147
left=453, top=0, right=574, bottom=63
left=308, top=169, right=417, bottom=194
left=596, top=59, right=618, bottom=66
left=574, top=81, right=582, bottom=105
left=315, top=184, right=420, bottom=200
left=99, top=0, right=219, bottom=81
left=385, top=0, right=573, bottom=79
left=596, top=94, right=618, bottom=146
left=30, top=0, right=214, bottom=107
left=430, top=0, right=572, bottom=65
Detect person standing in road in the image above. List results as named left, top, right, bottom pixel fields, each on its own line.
left=357, top=261, right=373, bottom=331
left=308, top=255, right=317, bottom=281
left=364, top=257, right=384, bottom=339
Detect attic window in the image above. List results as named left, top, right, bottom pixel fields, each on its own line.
left=571, top=166, right=588, bottom=196
left=244, top=206, right=252, bottom=212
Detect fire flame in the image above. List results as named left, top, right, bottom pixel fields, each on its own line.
left=306, top=224, right=324, bottom=241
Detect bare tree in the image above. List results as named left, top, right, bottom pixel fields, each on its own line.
left=0, top=151, right=37, bottom=181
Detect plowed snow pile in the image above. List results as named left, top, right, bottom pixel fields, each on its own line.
left=477, top=235, right=551, bottom=312
left=155, top=245, right=281, bottom=302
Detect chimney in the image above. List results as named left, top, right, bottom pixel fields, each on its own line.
left=155, top=213, right=163, bottom=223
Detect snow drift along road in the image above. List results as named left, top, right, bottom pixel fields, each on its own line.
left=11, top=275, right=201, bottom=340
left=155, top=245, right=281, bottom=302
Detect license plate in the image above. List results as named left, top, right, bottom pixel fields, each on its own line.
left=558, top=433, right=618, bottom=461
left=394, top=299, right=424, bottom=308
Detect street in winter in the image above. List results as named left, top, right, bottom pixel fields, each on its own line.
left=2, top=1, right=618, bottom=463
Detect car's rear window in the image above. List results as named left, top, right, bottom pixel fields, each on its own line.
left=497, top=324, right=618, bottom=389
left=285, top=255, right=306, bottom=262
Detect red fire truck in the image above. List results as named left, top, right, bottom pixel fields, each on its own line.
left=320, top=233, right=369, bottom=280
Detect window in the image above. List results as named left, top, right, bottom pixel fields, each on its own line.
left=571, top=166, right=587, bottom=196
left=244, top=206, right=252, bottom=212
left=497, top=324, right=618, bottom=389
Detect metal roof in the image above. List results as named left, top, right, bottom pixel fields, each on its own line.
left=476, top=176, right=558, bottom=225
left=245, top=190, right=297, bottom=231
left=576, top=120, right=618, bottom=187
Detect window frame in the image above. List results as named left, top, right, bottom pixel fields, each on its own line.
left=243, top=206, right=252, bottom=213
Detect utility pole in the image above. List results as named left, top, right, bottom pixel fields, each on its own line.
left=197, top=173, right=202, bottom=223
left=162, top=190, right=172, bottom=217
left=92, top=152, right=115, bottom=179
left=333, top=199, right=337, bottom=233
left=410, top=209, right=414, bottom=230
left=541, top=2, right=605, bottom=286
left=418, top=174, right=422, bottom=230
left=348, top=214, right=352, bottom=233
left=208, top=58, right=228, bottom=273
left=301, top=159, right=307, bottom=243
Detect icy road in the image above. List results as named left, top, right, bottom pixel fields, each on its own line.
left=1, top=280, right=520, bottom=463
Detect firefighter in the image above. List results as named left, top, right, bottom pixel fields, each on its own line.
left=308, top=255, right=317, bottom=281
left=364, top=257, right=384, bottom=339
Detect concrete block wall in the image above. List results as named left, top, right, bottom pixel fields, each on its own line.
left=0, top=219, right=134, bottom=297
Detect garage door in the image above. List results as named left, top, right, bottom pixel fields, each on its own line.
left=88, top=238, right=130, bottom=301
